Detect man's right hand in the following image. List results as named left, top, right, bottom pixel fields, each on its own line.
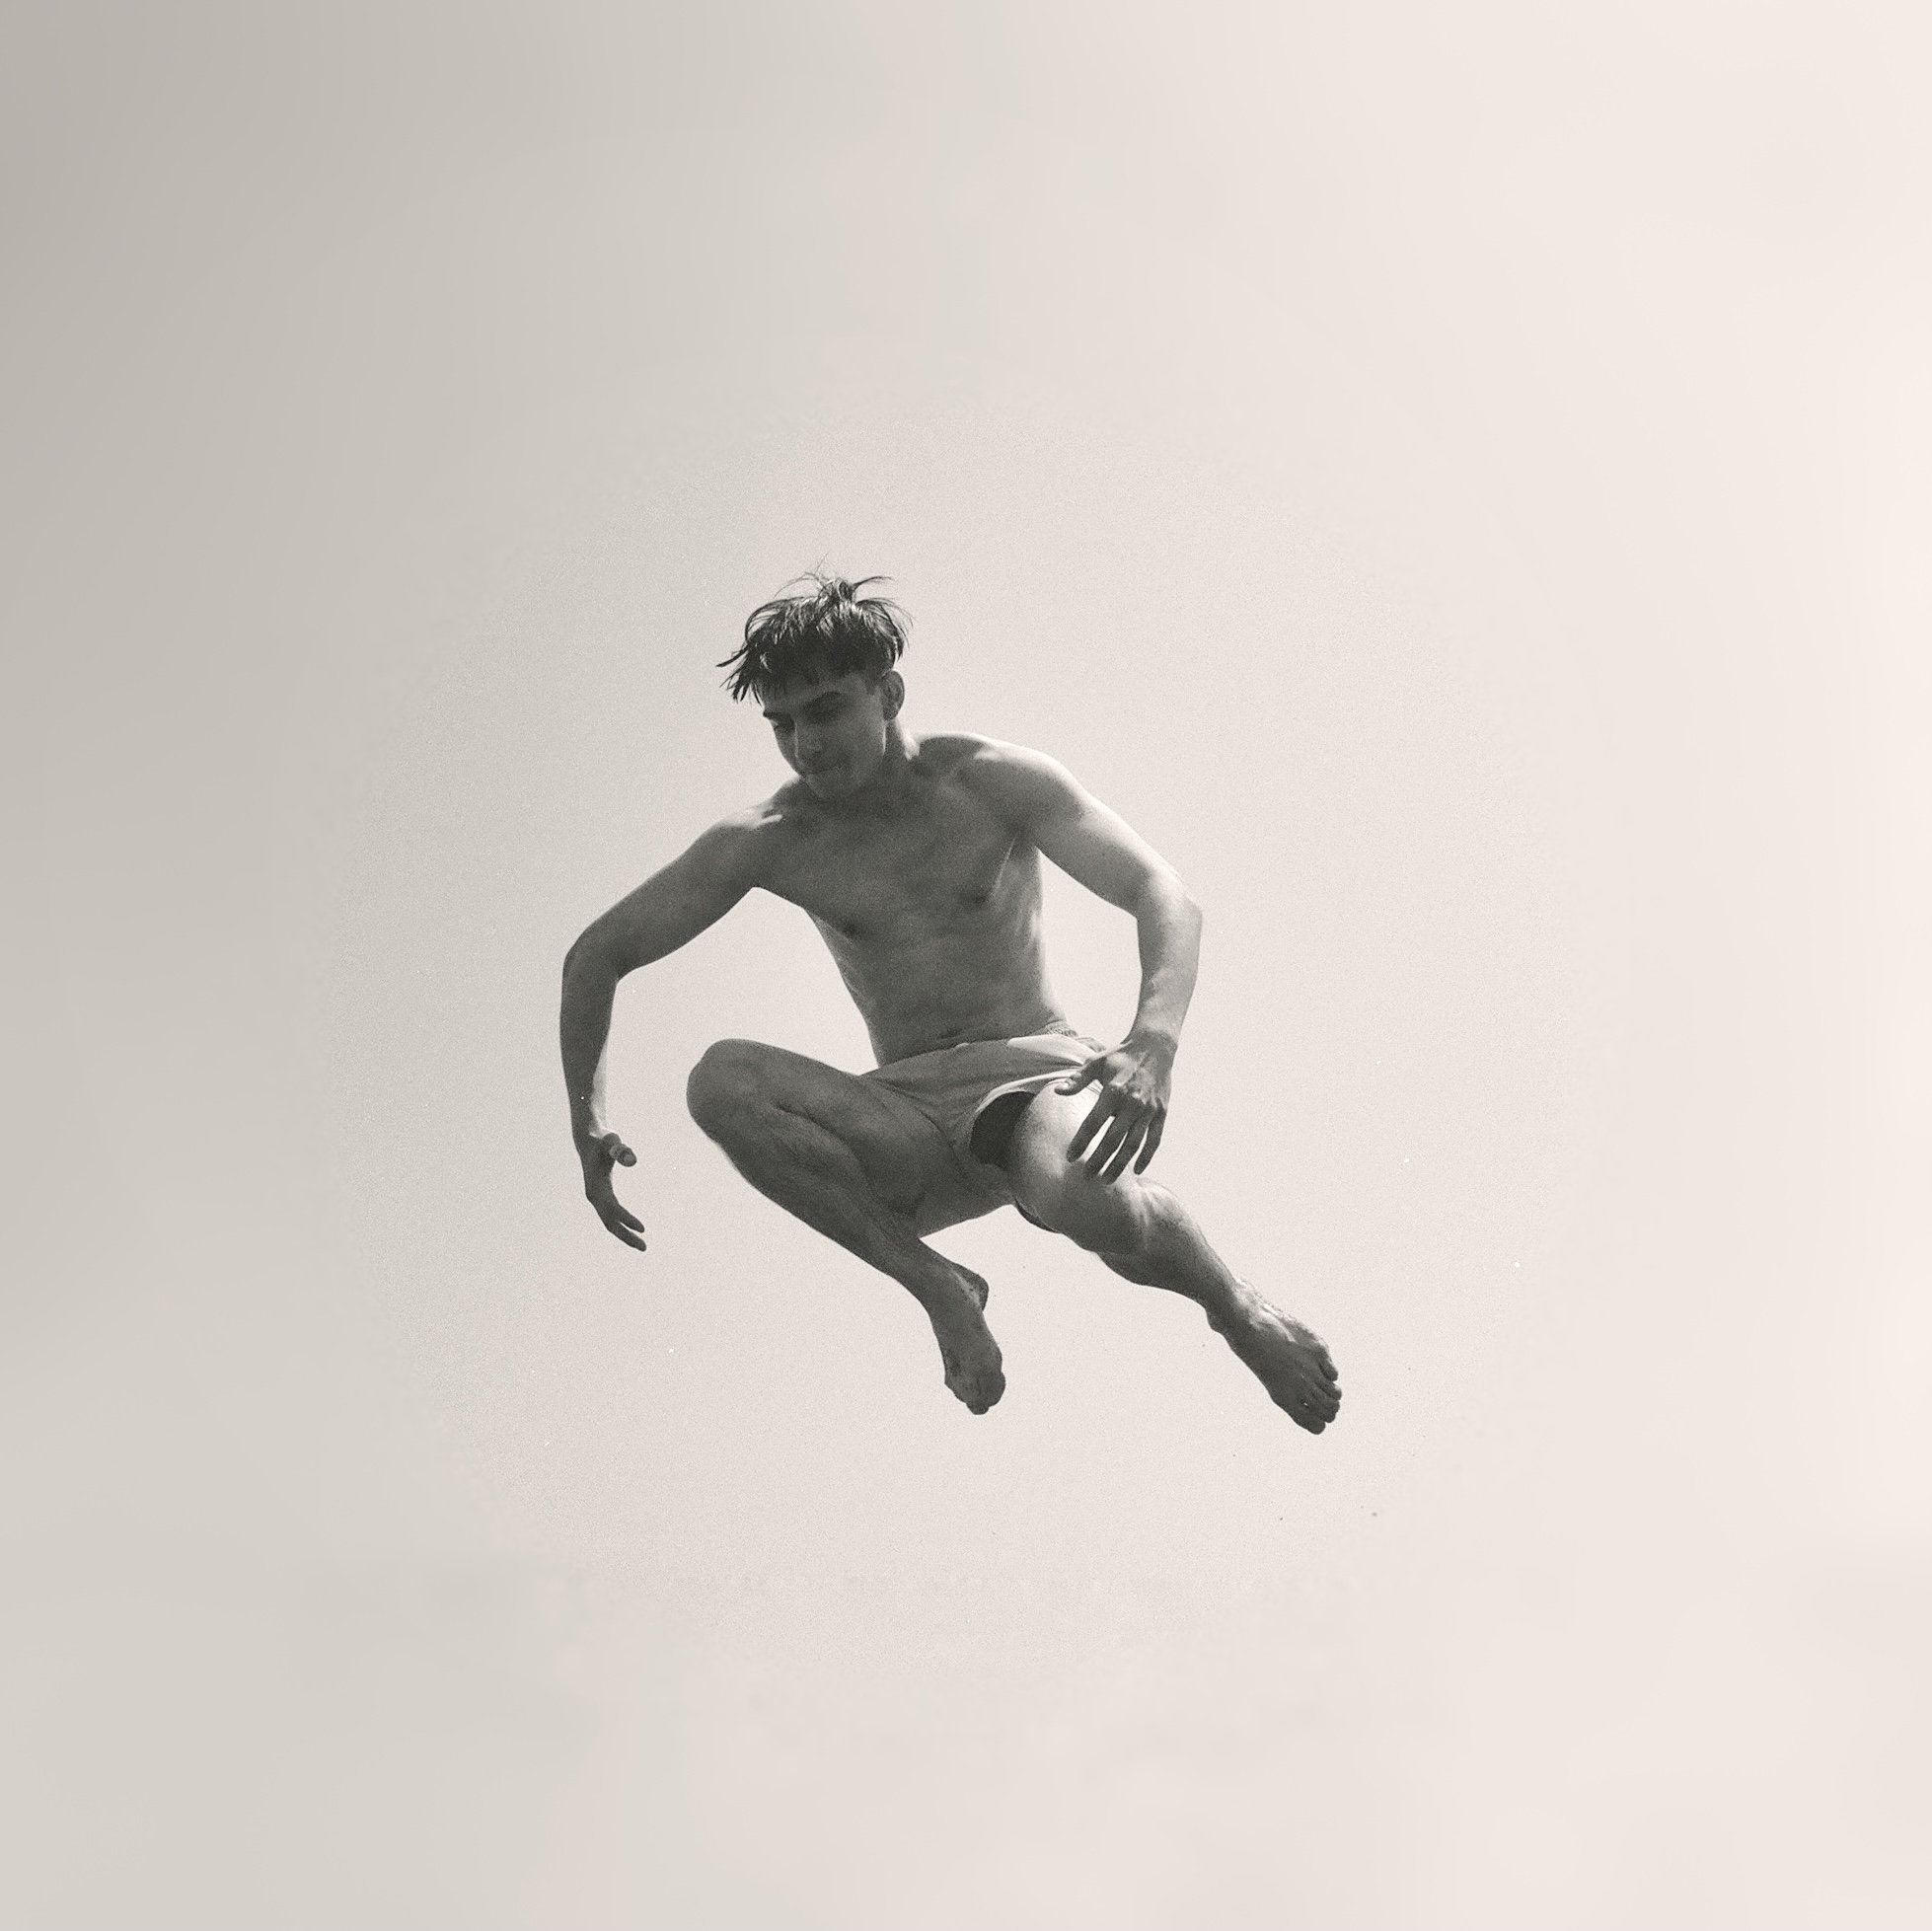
left=578, top=1130, right=647, bottom=1251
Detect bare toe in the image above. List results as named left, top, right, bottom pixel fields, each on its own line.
left=942, top=1349, right=1005, bottom=1413
left=925, top=1266, right=1004, bottom=1415
left=1224, top=1288, right=1342, bottom=1435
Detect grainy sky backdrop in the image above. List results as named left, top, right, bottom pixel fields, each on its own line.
left=7, top=3, right=1929, bottom=1926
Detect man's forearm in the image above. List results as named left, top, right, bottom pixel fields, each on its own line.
left=1128, top=875, right=1203, bottom=1052
left=560, top=936, right=626, bottom=1141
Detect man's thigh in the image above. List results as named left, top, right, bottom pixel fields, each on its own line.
left=690, top=1038, right=991, bottom=1233
left=996, top=1086, right=1149, bottom=1244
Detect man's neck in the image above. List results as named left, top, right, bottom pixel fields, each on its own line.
left=820, top=725, right=920, bottom=817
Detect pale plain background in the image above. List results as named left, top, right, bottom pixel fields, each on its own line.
left=6, top=3, right=1929, bottom=1926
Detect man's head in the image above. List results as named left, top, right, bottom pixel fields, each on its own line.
left=719, top=572, right=911, bottom=798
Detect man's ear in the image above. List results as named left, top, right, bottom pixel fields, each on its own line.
left=878, top=670, right=906, bottom=720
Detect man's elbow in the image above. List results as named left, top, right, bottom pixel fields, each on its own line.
left=562, top=922, right=627, bottom=987
left=1140, top=870, right=1202, bottom=928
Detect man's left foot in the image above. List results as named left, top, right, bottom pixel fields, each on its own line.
left=1212, top=1284, right=1342, bottom=1433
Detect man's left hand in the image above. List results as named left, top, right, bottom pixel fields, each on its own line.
left=1056, top=1036, right=1174, bottom=1183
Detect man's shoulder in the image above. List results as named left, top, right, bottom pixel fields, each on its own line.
left=920, top=732, right=1068, bottom=785
left=925, top=734, right=1081, bottom=819
left=682, top=796, right=795, bottom=879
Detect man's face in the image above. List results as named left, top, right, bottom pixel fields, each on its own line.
left=759, top=671, right=896, bottom=798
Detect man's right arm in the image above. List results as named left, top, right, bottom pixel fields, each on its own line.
left=560, top=816, right=766, bottom=1249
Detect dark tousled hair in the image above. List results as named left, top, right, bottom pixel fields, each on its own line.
left=718, top=570, right=910, bottom=702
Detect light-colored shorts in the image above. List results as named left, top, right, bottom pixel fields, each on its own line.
left=863, top=1024, right=1103, bottom=1225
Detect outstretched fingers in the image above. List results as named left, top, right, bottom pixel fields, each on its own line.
left=589, top=1176, right=648, bottom=1250
left=1058, top=1085, right=1159, bottom=1184
left=1064, top=1084, right=1117, bottom=1162
left=600, top=1197, right=648, bottom=1251
left=1054, top=1050, right=1170, bottom=1184
left=584, top=1133, right=648, bottom=1251
left=1077, top=1096, right=1137, bottom=1179
left=1133, top=1110, right=1165, bottom=1174
left=1093, top=1112, right=1146, bottom=1183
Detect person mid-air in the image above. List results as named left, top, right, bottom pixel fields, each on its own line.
left=559, top=573, right=1342, bottom=1432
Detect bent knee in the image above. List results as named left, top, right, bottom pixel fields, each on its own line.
left=685, top=1038, right=771, bottom=1135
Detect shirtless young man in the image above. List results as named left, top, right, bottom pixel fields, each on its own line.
left=559, top=574, right=1341, bottom=1433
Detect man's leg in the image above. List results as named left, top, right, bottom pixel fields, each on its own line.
left=995, top=1088, right=1342, bottom=1433
left=686, top=1039, right=1005, bottom=1413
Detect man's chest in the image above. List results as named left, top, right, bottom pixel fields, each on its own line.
left=768, top=795, right=1029, bottom=940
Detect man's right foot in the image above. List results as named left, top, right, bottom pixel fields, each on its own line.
left=920, top=1263, right=1004, bottom=1414
left=1212, top=1283, right=1342, bottom=1433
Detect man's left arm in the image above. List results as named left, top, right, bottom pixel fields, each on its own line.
left=981, top=744, right=1204, bottom=1182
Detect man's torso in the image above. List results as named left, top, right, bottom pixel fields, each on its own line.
left=743, top=735, right=1064, bottom=1064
